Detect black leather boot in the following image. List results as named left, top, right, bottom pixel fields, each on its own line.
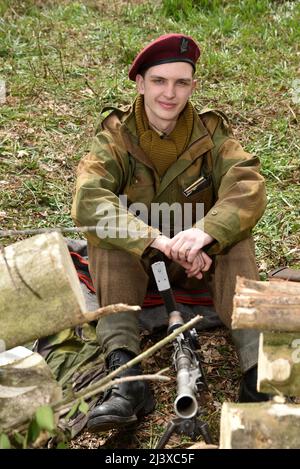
left=239, top=365, right=271, bottom=402
left=87, top=349, right=155, bottom=432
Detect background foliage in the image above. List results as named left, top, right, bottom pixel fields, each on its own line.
left=0, top=0, right=299, bottom=270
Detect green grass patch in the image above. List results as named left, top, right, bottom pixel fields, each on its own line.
left=1, top=0, right=299, bottom=262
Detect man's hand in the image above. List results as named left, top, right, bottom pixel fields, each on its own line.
left=166, top=249, right=212, bottom=280
left=150, top=232, right=213, bottom=280
left=164, top=228, right=214, bottom=263
left=184, top=250, right=212, bottom=279
left=150, top=234, right=171, bottom=255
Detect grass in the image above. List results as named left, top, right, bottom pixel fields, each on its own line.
left=0, top=0, right=299, bottom=269
left=0, top=0, right=299, bottom=448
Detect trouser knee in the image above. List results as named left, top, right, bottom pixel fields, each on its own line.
left=87, top=244, right=149, bottom=357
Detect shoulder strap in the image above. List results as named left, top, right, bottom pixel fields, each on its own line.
left=94, top=104, right=131, bottom=134
left=197, top=107, right=232, bottom=136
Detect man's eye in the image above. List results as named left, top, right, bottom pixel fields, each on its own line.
left=178, top=81, right=188, bottom=86
left=153, top=79, right=164, bottom=84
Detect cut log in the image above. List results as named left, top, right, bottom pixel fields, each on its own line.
left=0, top=347, right=62, bottom=430
left=257, top=331, right=300, bottom=396
left=0, top=232, right=140, bottom=349
left=220, top=399, right=300, bottom=449
left=232, top=276, right=300, bottom=331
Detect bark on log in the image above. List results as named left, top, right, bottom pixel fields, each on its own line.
left=232, top=276, right=300, bottom=331
left=0, top=232, right=140, bottom=349
left=220, top=400, right=300, bottom=449
left=258, top=332, right=300, bottom=396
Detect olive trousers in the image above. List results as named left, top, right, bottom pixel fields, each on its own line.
left=88, top=238, right=260, bottom=372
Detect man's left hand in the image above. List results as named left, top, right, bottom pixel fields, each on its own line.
left=184, top=250, right=212, bottom=279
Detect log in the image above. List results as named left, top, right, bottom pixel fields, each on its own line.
left=220, top=399, right=300, bottom=449
left=257, top=331, right=300, bottom=396
left=232, top=276, right=300, bottom=331
left=0, top=232, right=140, bottom=349
left=0, top=346, right=62, bottom=430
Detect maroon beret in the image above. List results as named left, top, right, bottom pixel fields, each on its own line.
left=128, top=33, right=201, bottom=81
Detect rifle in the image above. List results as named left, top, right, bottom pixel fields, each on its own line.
left=151, top=260, right=213, bottom=449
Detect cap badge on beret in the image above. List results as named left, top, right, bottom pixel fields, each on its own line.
left=180, top=37, right=189, bottom=54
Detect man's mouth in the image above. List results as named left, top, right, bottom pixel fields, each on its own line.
left=158, top=101, right=177, bottom=110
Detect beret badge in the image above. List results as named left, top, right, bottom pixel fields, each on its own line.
left=180, top=37, right=189, bottom=54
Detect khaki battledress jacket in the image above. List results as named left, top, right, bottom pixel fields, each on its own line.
left=71, top=101, right=267, bottom=257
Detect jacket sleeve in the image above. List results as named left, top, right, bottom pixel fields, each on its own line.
left=194, top=116, right=267, bottom=254
left=71, top=131, right=160, bottom=257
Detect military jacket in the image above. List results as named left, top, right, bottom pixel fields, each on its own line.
left=71, top=101, right=267, bottom=257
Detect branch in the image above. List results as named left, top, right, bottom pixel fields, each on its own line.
left=58, top=373, right=170, bottom=418
left=6, top=373, right=170, bottom=444
left=83, top=303, right=140, bottom=322
left=54, top=314, right=202, bottom=416
left=0, top=226, right=160, bottom=239
left=0, top=226, right=100, bottom=237
left=3, top=314, right=202, bottom=434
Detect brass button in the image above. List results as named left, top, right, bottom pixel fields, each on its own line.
left=211, top=209, right=218, bottom=215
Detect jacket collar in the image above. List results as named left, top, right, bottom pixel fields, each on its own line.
left=101, top=99, right=214, bottom=195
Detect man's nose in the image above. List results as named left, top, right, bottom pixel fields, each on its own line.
left=163, top=83, right=176, bottom=99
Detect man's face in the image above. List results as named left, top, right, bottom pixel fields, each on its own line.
left=136, top=62, right=197, bottom=131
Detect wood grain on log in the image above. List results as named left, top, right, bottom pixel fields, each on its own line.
left=232, top=276, right=300, bottom=331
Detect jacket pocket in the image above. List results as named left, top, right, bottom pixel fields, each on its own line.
left=123, top=162, right=155, bottom=208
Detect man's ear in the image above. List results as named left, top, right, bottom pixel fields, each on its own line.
left=136, top=74, right=145, bottom=94
left=191, top=78, right=197, bottom=95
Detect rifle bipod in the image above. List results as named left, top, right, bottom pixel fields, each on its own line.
left=155, top=412, right=213, bottom=449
